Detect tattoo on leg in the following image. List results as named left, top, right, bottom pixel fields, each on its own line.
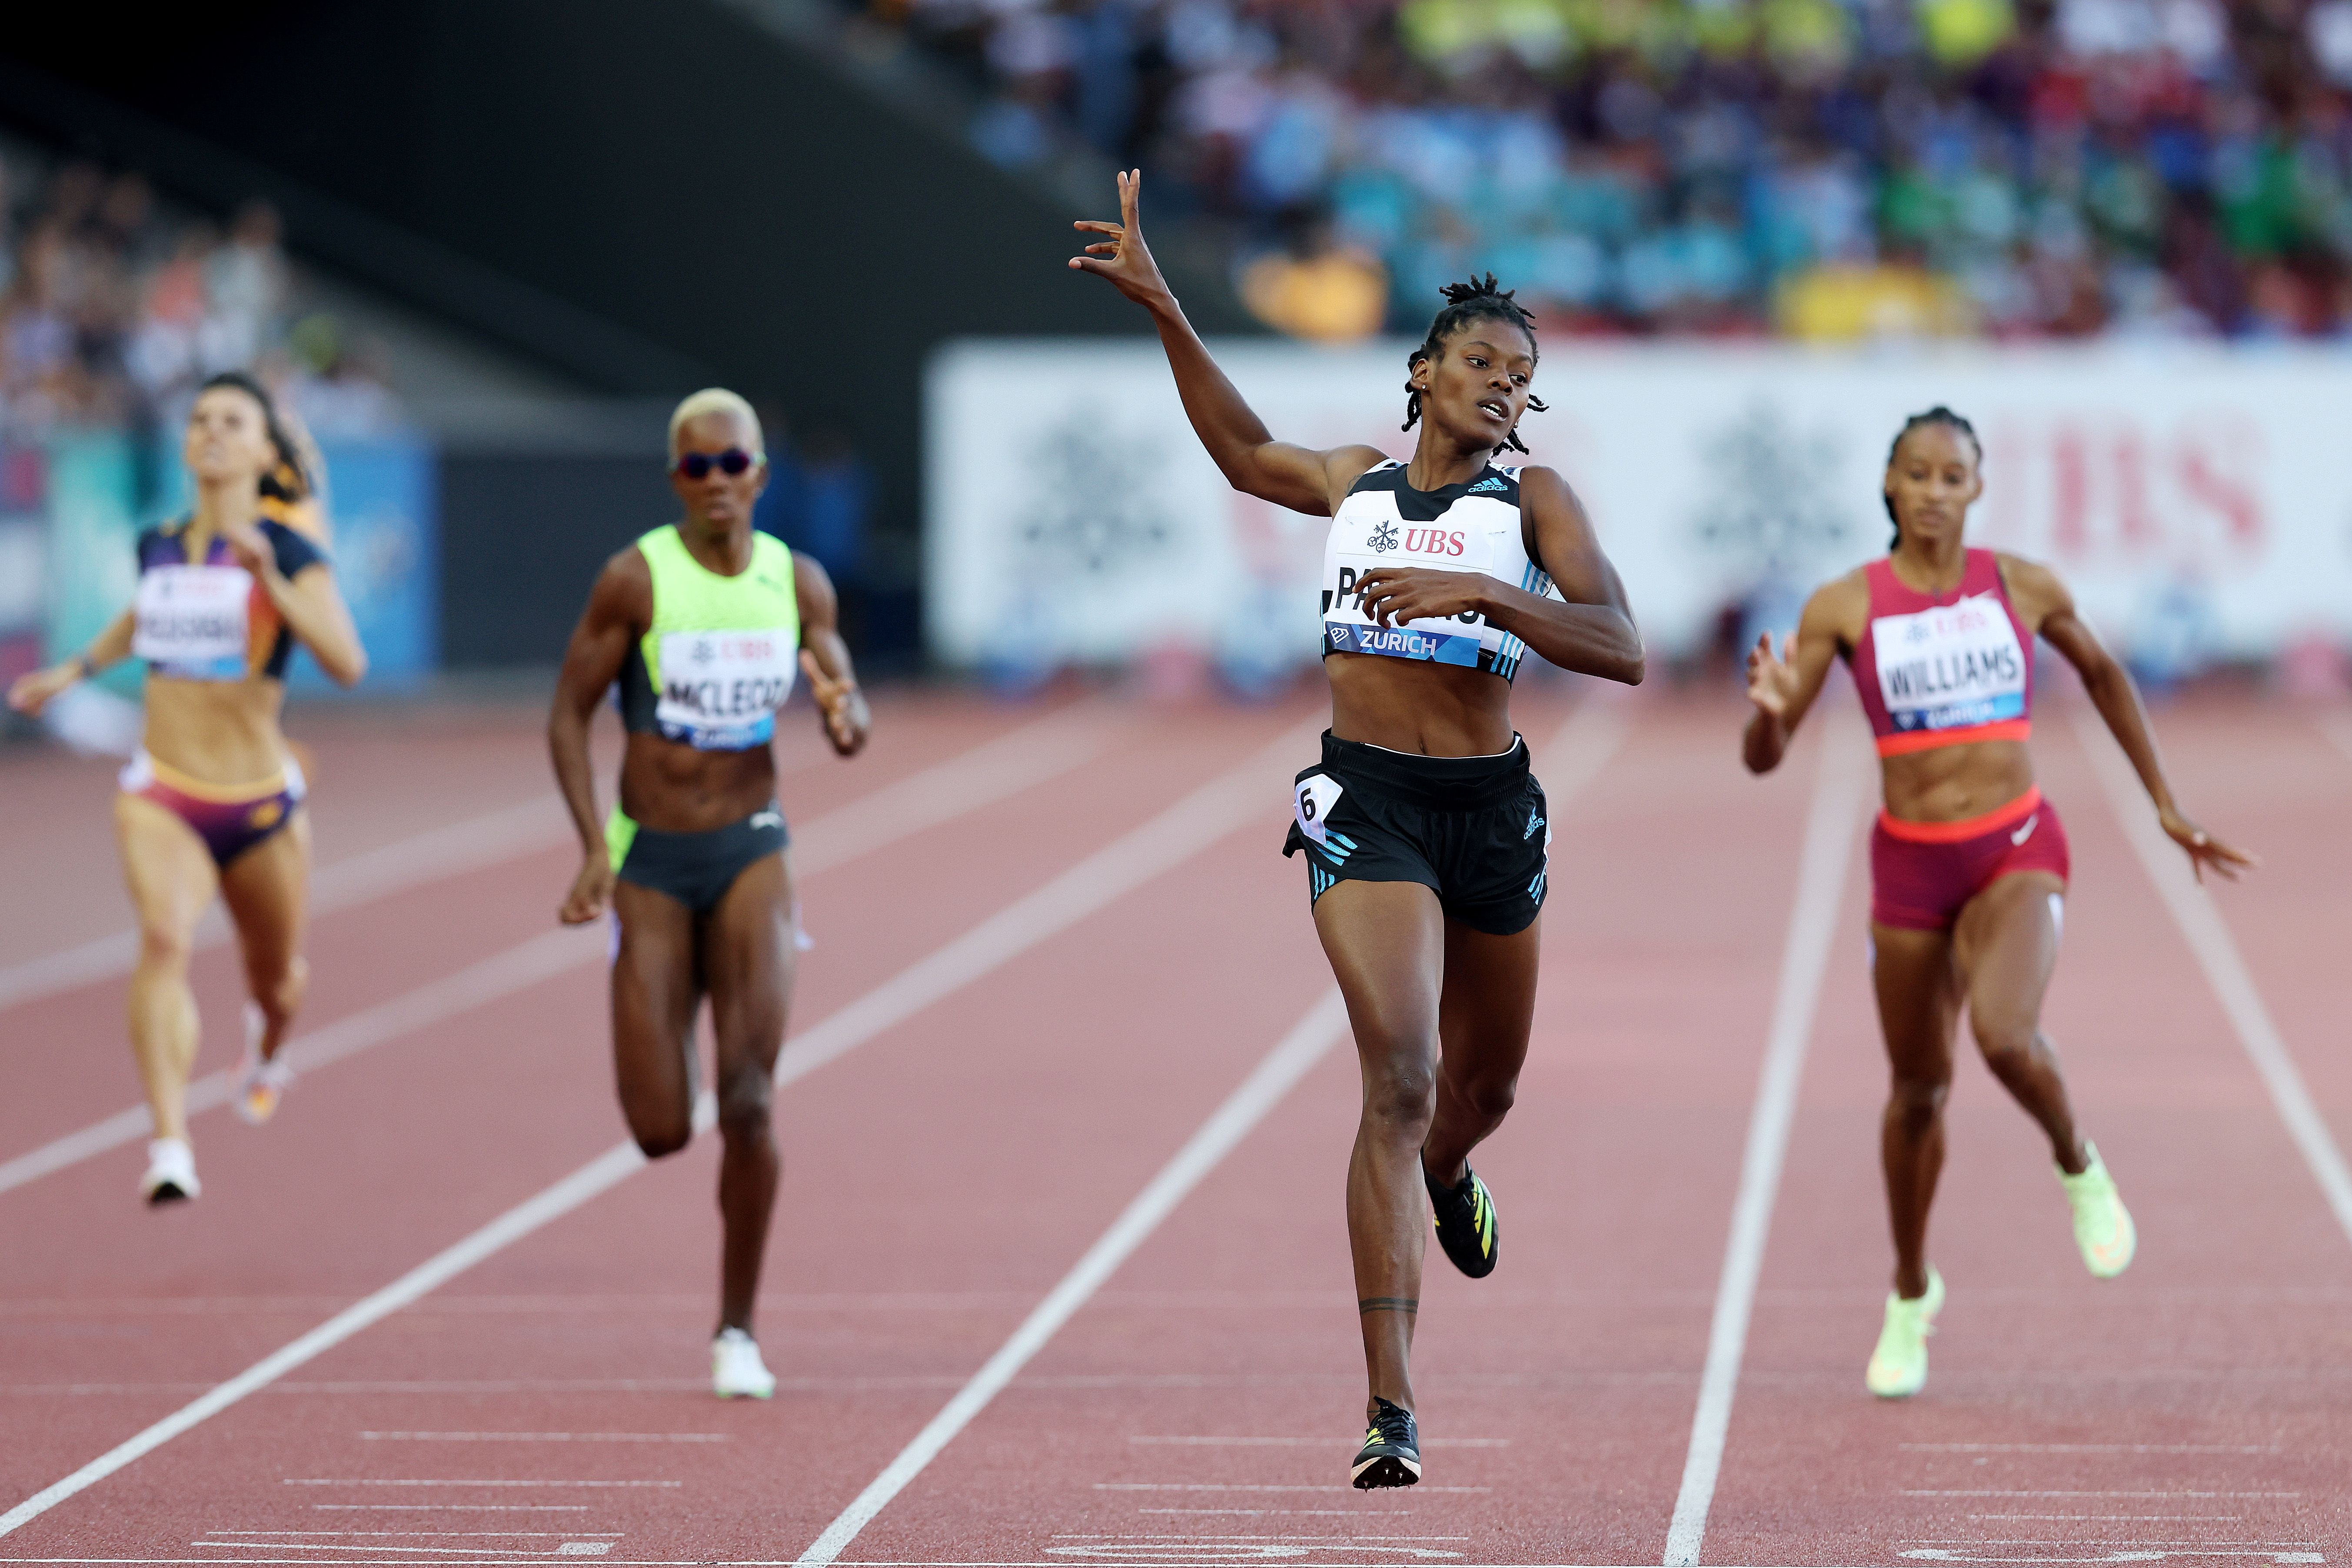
left=1357, top=1297, right=1420, bottom=1314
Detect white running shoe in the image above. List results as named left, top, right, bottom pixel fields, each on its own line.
left=1864, top=1266, right=1945, bottom=1399
left=140, top=1138, right=201, bottom=1205
left=711, top=1328, right=776, bottom=1399
left=233, top=1003, right=294, bottom=1125
left=2059, top=1140, right=2136, bottom=1278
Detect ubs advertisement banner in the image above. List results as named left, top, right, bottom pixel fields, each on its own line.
left=926, top=340, right=2352, bottom=674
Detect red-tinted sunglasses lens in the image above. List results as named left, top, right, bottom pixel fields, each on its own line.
left=676, top=449, right=755, bottom=479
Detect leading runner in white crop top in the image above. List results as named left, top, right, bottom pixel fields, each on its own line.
left=1070, top=169, right=1644, bottom=1489
left=1321, top=459, right=1564, bottom=680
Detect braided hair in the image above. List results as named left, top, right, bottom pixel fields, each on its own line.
left=1402, top=274, right=1549, bottom=456
left=196, top=370, right=314, bottom=502
left=1883, top=405, right=1980, bottom=547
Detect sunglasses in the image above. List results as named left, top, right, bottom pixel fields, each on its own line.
left=673, top=448, right=759, bottom=479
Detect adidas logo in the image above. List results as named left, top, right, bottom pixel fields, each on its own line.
left=1525, top=811, right=1545, bottom=839
left=1469, top=477, right=1507, bottom=493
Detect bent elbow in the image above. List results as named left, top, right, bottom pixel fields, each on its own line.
left=1613, top=629, right=1646, bottom=686
left=331, top=650, right=368, bottom=688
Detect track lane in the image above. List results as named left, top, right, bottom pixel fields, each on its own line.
left=1700, top=699, right=2352, bottom=1567
left=0, top=697, right=1116, bottom=1179
left=7, top=694, right=2343, bottom=1565
left=0, top=699, right=1318, bottom=1549
left=833, top=696, right=1828, bottom=1566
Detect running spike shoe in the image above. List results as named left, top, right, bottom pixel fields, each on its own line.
left=711, top=1327, right=777, bottom=1399
left=1424, top=1160, right=1498, bottom=1279
left=140, top=1138, right=201, bottom=1206
left=233, top=1003, right=293, bottom=1126
left=2059, top=1140, right=2136, bottom=1278
left=1864, top=1266, right=1945, bottom=1399
left=1350, top=1397, right=1422, bottom=1489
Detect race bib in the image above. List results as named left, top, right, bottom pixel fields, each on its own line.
left=1293, top=773, right=1345, bottom=847
left=653, top=629, right=796, bottom=750
left=1872, top=594, right=2027, bottom=734
left=1323, top=521, right=1493, bottom=668
left=133, top=564, right=251, bottom=681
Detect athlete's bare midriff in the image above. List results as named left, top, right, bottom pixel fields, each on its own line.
left=1880, top=737, right=2036, bottom=825
left=141, top=676, right=291, bottom=786
left=618, top=733, right=779, bottom=835
left=1326, top=653, right=1516, bottom=758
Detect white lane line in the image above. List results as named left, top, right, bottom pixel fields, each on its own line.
left=0, top=708, right=961, bottom=1013
left=790, top=698, right=1632, bottom=1568
left=0, top=702, right=1117, bottom=1198
left=1900, top=1445, right=2281, bottom=1455
left=1661, top=715, right=1870, bottom=1568
left=1098, top=1484, right=1488, bottom=1492
left=2073, top=708, right=2352, bottom=1251
left=354, top=1434, right=722, bottom=1444
left=194, top=1545, right=573, bottom=1559
left=1124, top=1436, right=1509, bottom=1448
left=787, top=987, right=1351, bottom=1568
left=2318, top=710, right=2352, bottom=768
left=1904, top=1491, right=2301, bottom=1499
left=0, top=796, right=566, bottom=1014
left=282, top=1484, right=673, bottom=1491
left=0, top=717, right=1305, bottom=1541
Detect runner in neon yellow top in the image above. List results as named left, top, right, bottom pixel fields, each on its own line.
left=548, top=389, right=869, bottom=1399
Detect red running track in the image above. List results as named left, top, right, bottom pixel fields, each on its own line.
left=0, top=687, right=2345, bottom=1568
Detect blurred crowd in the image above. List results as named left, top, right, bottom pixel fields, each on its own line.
left=872, top=0, right=2352, bottom=340
left=0, top=146, right=405, bottom=446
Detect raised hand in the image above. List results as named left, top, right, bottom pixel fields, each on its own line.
left=1068, top=169, right=1173, bottom=310
left=1746, top=632, right=1799, bottom=719
left=800, top=648, right=869, bottom=756
left=2157, top=805, right=2257, bottom=885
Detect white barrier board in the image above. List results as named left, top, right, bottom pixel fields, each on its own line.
left=926, top=339, right=2352, bottom=669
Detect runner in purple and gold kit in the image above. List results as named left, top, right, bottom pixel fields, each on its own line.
left=8, top=372, right=367, bottom=1204
left=1742, top=406, right=2252, bottom=1398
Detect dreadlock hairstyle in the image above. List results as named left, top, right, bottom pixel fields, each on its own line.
left=1883, top=404, right=1981, bottom=548
left=196, top=370, right=314, bottom=503
left=1402, top=274, right=1549, bottom=457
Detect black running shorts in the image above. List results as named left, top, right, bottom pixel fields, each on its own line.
left=1281, top=732, right=1550, bottom=936
left=613, top=802, right=789, bottom=913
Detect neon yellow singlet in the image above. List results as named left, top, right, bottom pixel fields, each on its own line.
left=605, top=525, right=800, bottom=868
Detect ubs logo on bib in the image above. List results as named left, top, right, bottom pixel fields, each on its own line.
left=1368, top=522, right=1399, bottom=553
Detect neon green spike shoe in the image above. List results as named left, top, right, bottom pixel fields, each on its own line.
left=1864, top=1266, right=1945, bottom=1399
left=2059, top=1140, right=2136, bottom=1278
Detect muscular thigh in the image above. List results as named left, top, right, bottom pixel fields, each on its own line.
left=1870, top=922, right=1959, bottom=1082
left=701, top=852, right=793, bottom=1079
left=218, top=810, right=310, bottom=974
left=1952, top=870, right=2063, bottom=1034
left=115, top=793, right=217, bottom=944
left=612, top=881, right=702, bottom=1115
left=1313, top=879, right=1445, bottom=1069
left=1436, top=915, right=1540, bottom=1075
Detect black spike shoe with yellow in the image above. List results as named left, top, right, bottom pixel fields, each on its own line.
left=1424, top=1159, right=1498, bottom=1278
left=1350, top=1397, right=1422, bottom=1489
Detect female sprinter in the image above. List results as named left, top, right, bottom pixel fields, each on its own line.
left=547, top=389, right=869, bottom=1400
left=7, top=371, right=367, bottom=1203
left=1742, top=406, right=2253, bottom=1398
left=1071, top=172, right=1644, bottom=1486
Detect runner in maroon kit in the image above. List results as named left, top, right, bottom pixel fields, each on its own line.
left=1741, top=406, right=2252, bottom=1397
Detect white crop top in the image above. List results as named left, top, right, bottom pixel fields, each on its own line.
left=1319, top=460, right=1558, bottom=681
